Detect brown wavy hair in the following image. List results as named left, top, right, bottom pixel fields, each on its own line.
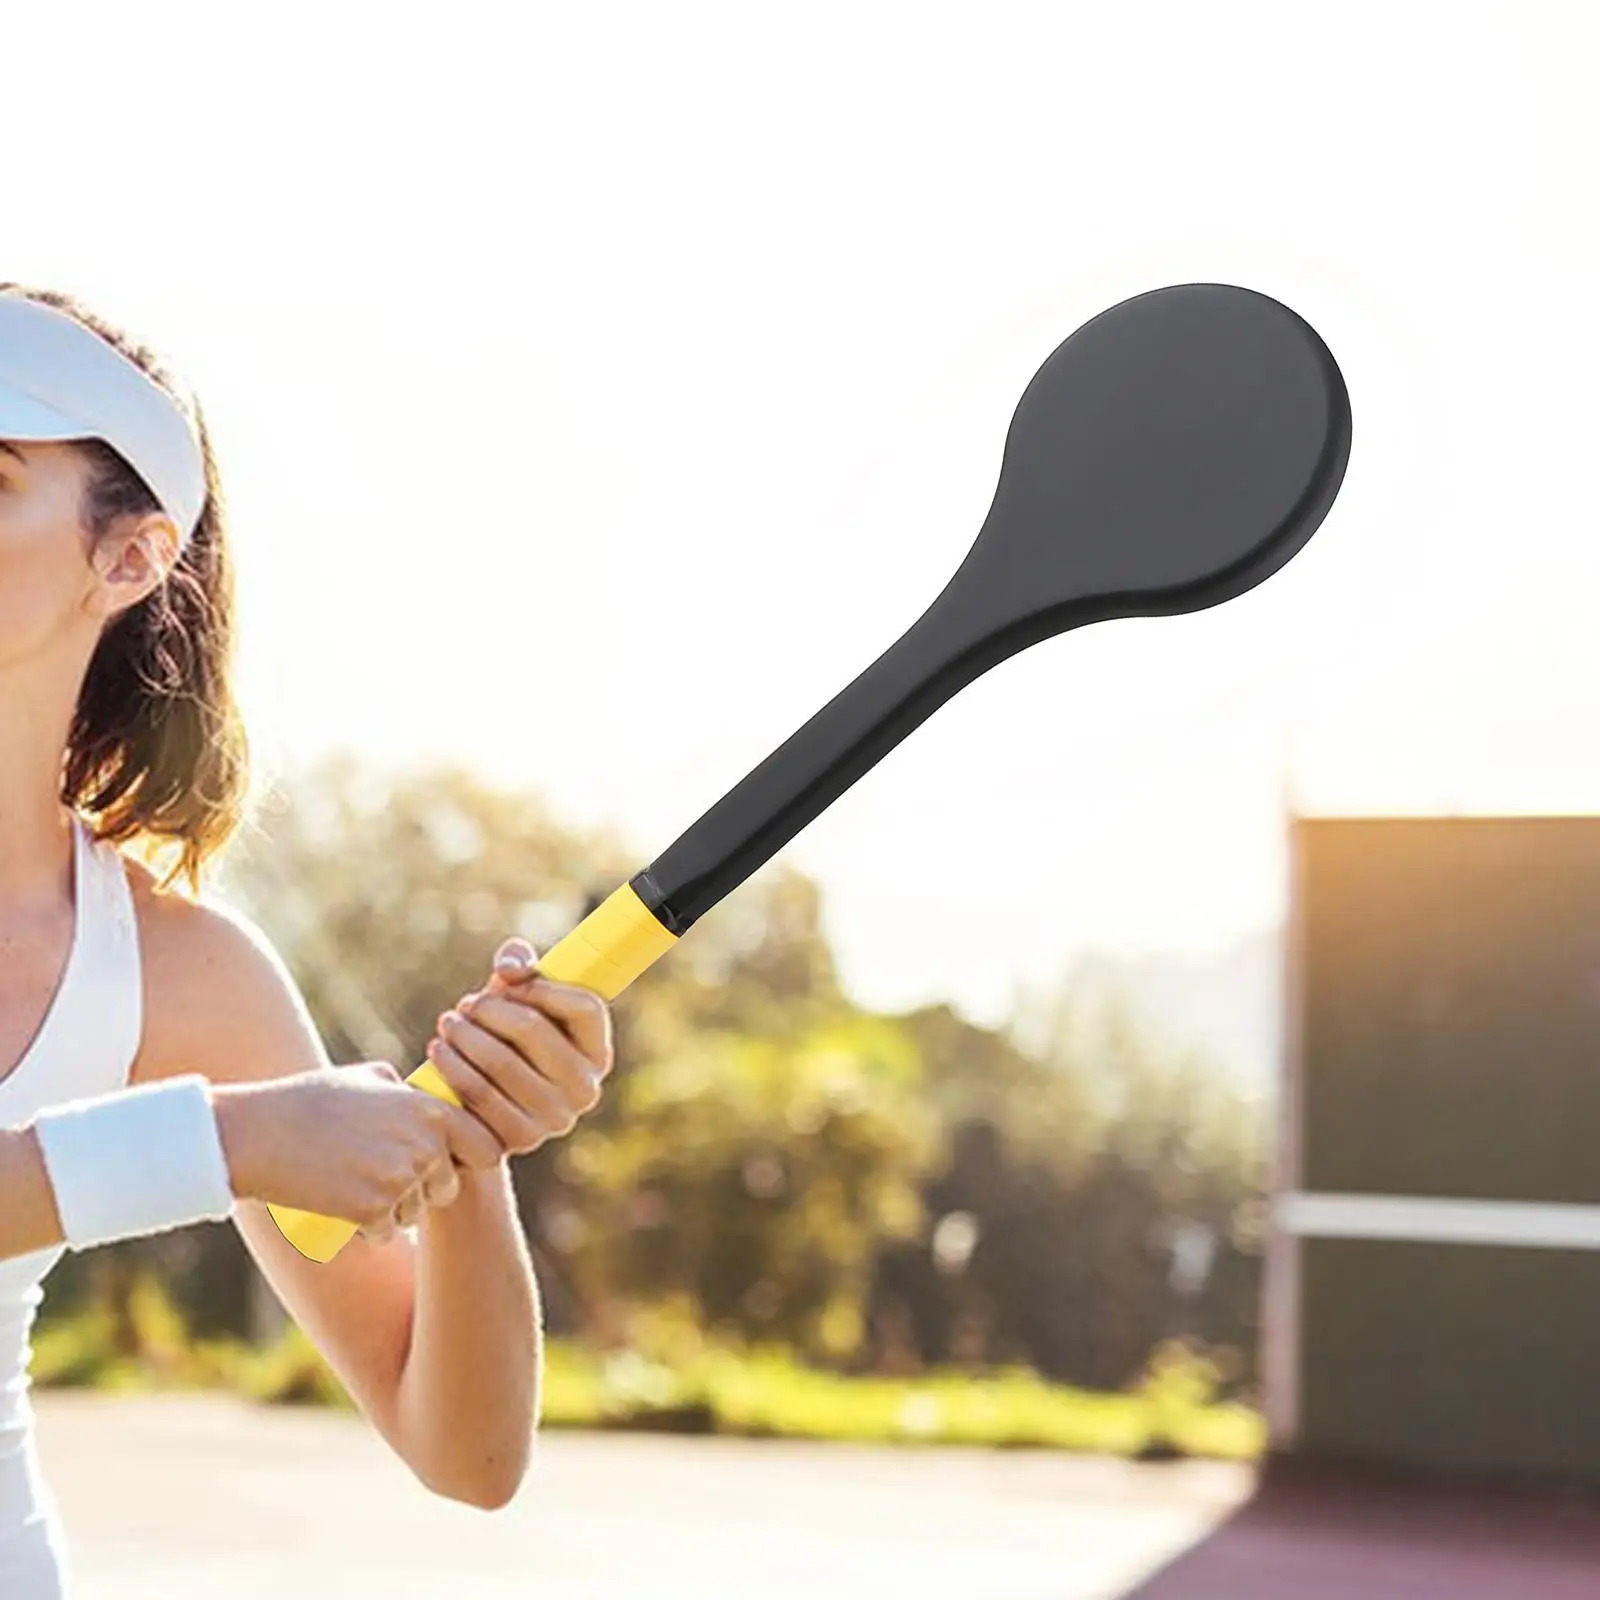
left=0, top=282, right=249, bottom=897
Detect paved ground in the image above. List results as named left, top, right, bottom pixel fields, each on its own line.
left=32, top=1391, right=1252, bottom=1599
left=43, top=1393, right=1600, bottom=1597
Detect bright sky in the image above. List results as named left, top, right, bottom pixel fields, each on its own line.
left=6, top=3, right=1598, bottom=1028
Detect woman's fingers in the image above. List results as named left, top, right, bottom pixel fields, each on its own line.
left=426, top=1032, right=563, bottom=1153
left=449, top=992, right=604, bottom=1106
left=482, top=977, right=614, bottom=1079
left=392, top=1186, right=423, bottom=1230
left=420, top=1155, right=461, bottom=1209
left=375, top=1154, right=462, bottom=1237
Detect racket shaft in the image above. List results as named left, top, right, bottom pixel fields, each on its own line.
left=636, top=579, right=1017, bottom=934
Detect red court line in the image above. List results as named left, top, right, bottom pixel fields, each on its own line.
left=1127, top=1470, right=1600, bottom=1600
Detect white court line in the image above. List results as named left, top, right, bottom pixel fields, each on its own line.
left=1277, top=1192, right=1600, bottom=1250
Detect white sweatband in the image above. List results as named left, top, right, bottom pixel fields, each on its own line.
left=31, top=1074, right=237, bottom=1250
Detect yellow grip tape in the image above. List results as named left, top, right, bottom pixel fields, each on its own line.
left=536, top=882, right=679, bottom=1000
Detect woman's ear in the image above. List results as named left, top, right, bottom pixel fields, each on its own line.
left=85, top=512, right=181, bottom=621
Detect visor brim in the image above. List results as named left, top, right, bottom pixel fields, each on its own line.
left=0, top=382, right=94, bottom=443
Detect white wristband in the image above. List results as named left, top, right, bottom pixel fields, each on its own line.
left=31, top=1074, right=237, bottom=1250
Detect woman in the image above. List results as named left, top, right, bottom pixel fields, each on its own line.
left=0, top=282, right=614, bottom=1596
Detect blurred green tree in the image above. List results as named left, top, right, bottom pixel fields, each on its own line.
left=43, top=752, right=1267, bottom=1400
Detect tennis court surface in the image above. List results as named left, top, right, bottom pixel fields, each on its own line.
left=32, top=1391, right=1600, bottom=1598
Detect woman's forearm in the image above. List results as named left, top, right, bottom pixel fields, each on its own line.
left=392, top=1159, right=542, bottom=1509
left=0, top=1125, right=64, bottom=1264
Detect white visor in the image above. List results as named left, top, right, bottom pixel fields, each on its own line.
left=0, top=292, right=206, bottom=544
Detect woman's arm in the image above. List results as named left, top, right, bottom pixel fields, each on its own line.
left=0, top=1081, right=254, bottom=1265
left=392, top=1152, right=541, bottom=1506
left=131, top=885, right=540, bottom=1509
left=0, top=1124, right=63, bottom=1262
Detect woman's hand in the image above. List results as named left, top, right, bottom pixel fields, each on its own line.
left=213, top=1062, right=504, bottom=1244
left=422, top=936, right=614, bottom=1165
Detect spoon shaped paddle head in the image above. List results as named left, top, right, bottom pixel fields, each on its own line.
left=633, top=282, right=1351, bottom=934
left=945, top=281, right=1351, bottom=649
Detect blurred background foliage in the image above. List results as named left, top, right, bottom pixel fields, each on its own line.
left=35, top=754, right=1269, bottom=1453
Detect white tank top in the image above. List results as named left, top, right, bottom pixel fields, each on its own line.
left=0, top=812, right=142, bottom=1597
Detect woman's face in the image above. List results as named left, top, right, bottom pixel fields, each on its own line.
left=0, top=437, right=99, bottom=673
